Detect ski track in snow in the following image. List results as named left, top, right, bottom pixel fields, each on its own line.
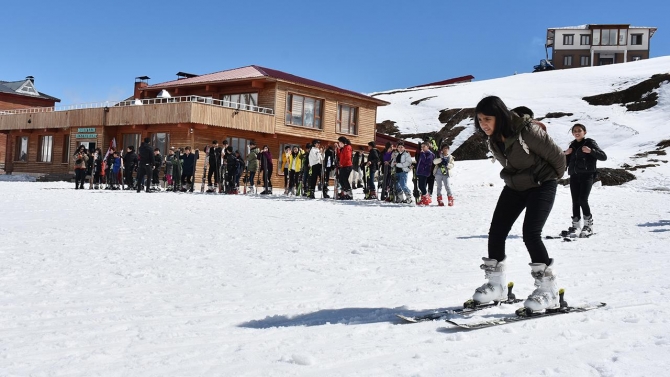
left=1, top=166, right=669, bottom=376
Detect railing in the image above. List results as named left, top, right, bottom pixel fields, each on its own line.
left=0, top=95, right=275, bottom=116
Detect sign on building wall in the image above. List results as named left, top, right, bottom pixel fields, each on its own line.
left=75, top=127, right=97, bottom=139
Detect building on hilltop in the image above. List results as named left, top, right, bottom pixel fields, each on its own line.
left=0, top=66, right=389, bottom=187
left=0, top=77, right=61, bottom=172
left=545, top=24, right=657, bottom=69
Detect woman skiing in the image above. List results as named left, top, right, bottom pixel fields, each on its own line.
left=471, top=96, right=565, bottom=314
left=564, top=123, right=607, bottom=237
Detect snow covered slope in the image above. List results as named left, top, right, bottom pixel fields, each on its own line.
left=374, top=56, right=670, bottom=188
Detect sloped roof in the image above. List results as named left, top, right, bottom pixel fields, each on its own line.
left=409, top=75, right=474, bottom=89
left=0, top=79, right=61, bottom=102
left=143, top=65, right=389, bottom=105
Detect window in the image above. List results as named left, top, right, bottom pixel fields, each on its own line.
left=226, top=137, right=252, bottom=159
left=593, top=29, right=600, bottom=45
left=580, top=56, right=590, bottom=66
left=563, top=55, right=573, bottom=67
left=62, top=134, right=70, bottom=163
left=151, top=133, right=170, bottom=156
left=337, top=104, right=358, bottom=135
left=285, top=93, right=323, bottom=129
left=14, top=136, right=28, bottom=162
left=122, top=133, right=141, bottom=152
left=16, top=81, right=39, bottom=96
left=601, top=29, right=618, bottom=46
left=222, top=93, right=258, bottom=110
left=619, top=29, right=627, bottom=45
left=563, top=34, right=574, bottom=45
left=580, top=34, right=591, bottom=45
left=38, top=135, right=53, bottom=163
left=631, top=34, right=643, bottom=45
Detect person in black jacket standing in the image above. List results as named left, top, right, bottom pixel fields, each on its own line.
left=180, top=147, right=196, bottom=192
left=207, top=140, right=222, bottom=192
left=136, top=138, right=154, bottom=193
left=564, top=123, right=607, bottom=237
left=365, top=141, right=381, bottom=199
left=152, top=148, right=163, bottom=191
left=123, top=146, right=138, bottom=190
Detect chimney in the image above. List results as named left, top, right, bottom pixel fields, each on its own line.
left=26, top=76, right=35, bottom=84
left=134, top=76, right=150, bottom=99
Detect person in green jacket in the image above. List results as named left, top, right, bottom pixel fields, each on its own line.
left=470, top=96, right=566, bottom=315
left=245, top=141, right=259, bottom=193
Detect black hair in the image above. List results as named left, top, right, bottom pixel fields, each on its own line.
left=222, top=140, right=229, bottom=145
left=154, top=148, right=160, bottom=152
left=306, top=143, right=312, bottom=149
left=570, top=123, right=587, bottom=133
left=212, top=140, right=218, bottom=144
left=475, top=96, right=514, bottom=143
left=368, top=141, right=376, bottom=148
left=127, top=146, right=135, bottom=151
left=284, top=145, right=290, bottom=150
left=396, top=141, right=404, bottom=147
left=337, top=136, right=351, bottom=145
left=511, top=106, right=534, bottom=119
left=144, top=137, right=151, bottom=144
left=226, top=146, right=233, bottom=153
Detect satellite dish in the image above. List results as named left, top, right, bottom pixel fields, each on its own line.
left=157, top=90, right=171, bottom=98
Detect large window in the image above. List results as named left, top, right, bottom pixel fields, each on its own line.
left=14, top=136, right=28, bottom=162
left=593, top=29, right=600, bottom=45
left=122, top=133, right=141, bottom=152
left=38, top=135, right=53, bottom=163
left=151, top=133, right=170, bottom=156
left=631, top=34, right=643, bottom=45
left=600, top=29, right=618, bottom=46
left=563, top=34, right=574, bottom=45
left=563, top=55, right=573, bottom=67
left=62, top=134, right=70, bottom=163
left=618, top=29, right=627, bottom=45
left=285, top=93, right=323, bottom=129
left=277, top=143, right=293, bottom=175
left=580, top=34, right=591, bottom=45
left=580, top=56, right=590, bottom=67
left=226, top=137, right=252, bottom=159
left=222, top=93, right=258, bottom=110
left=337, top=104, right=358, bottom=135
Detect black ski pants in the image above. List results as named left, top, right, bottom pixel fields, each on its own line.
left=136, top=163, right=152, bottom=192
left=74, top=169, right=86, bottom=188
left=418, top=175, right=428, bottom=196
left=207, top=165, right=220, bottom=186
left=308, top=164, right=322, bottom=194
left=338, top=166, right=353, bottom=192
left=488, top=180, right=557, bottom=265
left=570, top=173, right=594, bottom=219
left=124, top=167, right=135, bottom=188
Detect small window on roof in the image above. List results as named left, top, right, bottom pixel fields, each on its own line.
left=16, top=80, right=39, bottom=96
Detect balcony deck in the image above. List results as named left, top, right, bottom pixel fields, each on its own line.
left=0, top=96, right=275, bottom=133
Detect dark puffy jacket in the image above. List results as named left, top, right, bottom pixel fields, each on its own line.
left=225, top=153, right=237, bottom=174
left=488, top=112, right=565, bottom=191
left=209, top=147, right=222, bottom=165
left=180, top=153, right=196, bottom=174
left=153, top=153, right=163, bottom=168
left=138, top=142, right=153, bottom=165
left=367, top=148, right=381, bottom=171
left=417, top=149, right=435, bottom=177
left=123, top=151, right=138, bottom=170
left=259, top=151, right=273, bottom=171
left=566, top=138, right=607, bottom=175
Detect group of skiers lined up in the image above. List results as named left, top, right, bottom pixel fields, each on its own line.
left=72, top=135, right=458, bottom=206
left=275, top=136, right=456, bottom=205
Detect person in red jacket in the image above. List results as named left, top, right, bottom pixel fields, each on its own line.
left=336, top=136, right=353, bottom=200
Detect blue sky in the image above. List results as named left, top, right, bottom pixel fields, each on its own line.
left=3, top=0, right=668, bottom=105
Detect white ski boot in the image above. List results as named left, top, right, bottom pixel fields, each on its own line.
left=523, top=260, right=559, bottom=313
left=580, top=215, right=593, bottom=238
left=568, top=216, right=581, bottom=238
left=471, top=257, right=508, bottom=304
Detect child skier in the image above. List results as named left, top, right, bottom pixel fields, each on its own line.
left=433, top=144, right=455, bottom=206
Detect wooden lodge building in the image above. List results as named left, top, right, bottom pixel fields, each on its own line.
left=0, top=66, right=390, bottom=187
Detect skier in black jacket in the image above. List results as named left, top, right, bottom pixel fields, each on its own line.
left=152, top=148, right=163, bottom=190
left=207, top=140, right=222, bottom=192
left=123, top=146, right=138, bottom=189
left=564, top=123, right=607, bottom=237
left=366, top=141, right=381, bottom=199
left=223, top=146, right=238, bottom=194
left=136, top=138, right=154, bottom=193
left=180, top=147, right=196, bottom=192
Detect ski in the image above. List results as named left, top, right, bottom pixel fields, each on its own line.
left=397, top=282, right=521, bottom=323
left=397, top=298, right=523, bottom=323
left=446, top=302, right=606, bottom=330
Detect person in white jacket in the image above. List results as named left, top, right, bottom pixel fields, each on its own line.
left=307, top=139, right=323, bottom=199
left=433, top=144, right=455, bottom=206
left=390, top=142, right=414, bottom=204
